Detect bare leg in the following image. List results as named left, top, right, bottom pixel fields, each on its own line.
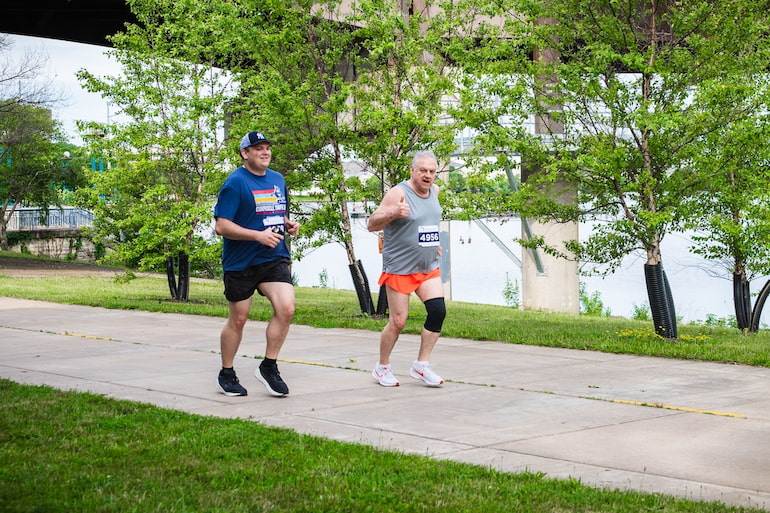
left=378, top=285, right=410, bottom=365
left=258, top=281, right=296, bottom=359
left=220, top=297, right=253, bottom=368
left=417, top=327, right=441, bottom=362
left=414, top=276, right=444, bottom=362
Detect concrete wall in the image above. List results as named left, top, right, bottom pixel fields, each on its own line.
left=9, top=230, right=99, bottom=262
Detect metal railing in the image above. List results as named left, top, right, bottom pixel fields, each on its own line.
left=6, top=207, right=94, bottom=232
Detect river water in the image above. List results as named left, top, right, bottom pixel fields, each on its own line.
left=291, top=215, right=766, bottom=325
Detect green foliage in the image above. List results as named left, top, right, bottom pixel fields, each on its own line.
left=448, top=169, right=467, bottom=193
left=579, top=282, right=611, bottom=317
left=453, top=0, right=770, bottom=252
left=317, top=268, right=329, bottom=289
left=0, top=104, right=74, bottom=249
left=697, top=314, right=739, bottom=329
left=502, top=272, right=520, bottom=308
left=217, top=0, right=474, bottom=268
left=686, top=114, right=770, bottom=282
left=450, top=0, right=770, bottom=333
left=631, top=302, right=651, bottom=322
left=113, top=270, right=137, bottom=284
left=75, top=4, right=235, bottom=278
left=446, top=168, right=513, bottom=197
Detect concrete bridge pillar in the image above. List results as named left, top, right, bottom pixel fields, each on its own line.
left=520, top=163, right=579, bottom=315
left=521, top=216, right=579, bottom=314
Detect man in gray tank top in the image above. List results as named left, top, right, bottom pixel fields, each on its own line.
left=367, top=151, right=446, bottom=387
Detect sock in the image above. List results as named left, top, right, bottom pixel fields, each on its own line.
left=261, top=358, right=277, bottom=368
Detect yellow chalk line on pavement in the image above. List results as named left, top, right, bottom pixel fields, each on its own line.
left=56, top=332, right=115, bottom=341
left=279, top=358, right=336, bottom=368
left=0, top=325, right=118, bottom=342
left=586, top=396, right=746, bottom=418
left=278, top=357, right=748, bottom=419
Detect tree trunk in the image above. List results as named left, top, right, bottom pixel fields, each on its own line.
left=165, top=251, right=190, bottom=301
left=644, top=263, right=678, bottom=339
left=342, top=210, right=375, bottom=315
left=165, top=256, right=178, bottom=299
left=333, top=141, right=375, bottom=315
left=0, top=222, right=7, bottom=251
left=177, top=252, right=190, bottom=301
left=349, top=260, right=375, bottom=315
left=749, top=279, right=770, bottom=333
left=376, top=283, right=389, bottom=315
left=733, top=272, right=752, bottom=331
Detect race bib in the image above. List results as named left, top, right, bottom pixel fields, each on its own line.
left=264, top=215, right=285, bottom=234
left=418, top=225, right=440, bottom=247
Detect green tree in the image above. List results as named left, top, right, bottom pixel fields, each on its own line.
left=454, top=0, right=770, bottom=338
left=686, top=114, right=770, bottom=331
left=1, top=34, right=73, bottom=251
left=0, top=104, right=72, bottom=250
left=73, top=0, right=472, bottom=312
left=75, top=4, right=237, bottom=299
left=221, top=0, right=471, bottom=314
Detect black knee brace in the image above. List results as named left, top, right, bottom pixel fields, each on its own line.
left=423, top=297, right=446, bottom=333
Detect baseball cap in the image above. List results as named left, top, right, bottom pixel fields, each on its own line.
left=239, top=131, right=273, bottom=150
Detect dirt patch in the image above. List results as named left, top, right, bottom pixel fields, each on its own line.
left=0, top=257, right=136, bottom=278
left=0, top=257, right=218, bottom=284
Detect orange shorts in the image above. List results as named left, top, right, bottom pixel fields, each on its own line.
left=378, top=268, right=441, bottom=295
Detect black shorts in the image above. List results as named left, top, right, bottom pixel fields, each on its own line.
left=223, top=258, right=293, bottom=302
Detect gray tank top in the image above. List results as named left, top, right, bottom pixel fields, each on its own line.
left=381, top=181, right=442, bottom=275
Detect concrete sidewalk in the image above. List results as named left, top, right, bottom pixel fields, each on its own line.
left=1, top=296, right=769, bottom=510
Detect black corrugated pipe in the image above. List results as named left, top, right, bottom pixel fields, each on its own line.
left=177, top=251, right=190, bottom=301
left=661, top=266, right=678, bottom=338
left=645, top=263, right=678, bottom=339
left=166, top=255, right=178, bottom=299
left=376, top=283, right=389, bottom=315
left=733, top=273, right=751, bottom=330
left=750, top=279, right=770, bottom=333
left=349, top=260, right=375, bottom=315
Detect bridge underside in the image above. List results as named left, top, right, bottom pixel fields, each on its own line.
left=0, top=0, right=133, bottom=47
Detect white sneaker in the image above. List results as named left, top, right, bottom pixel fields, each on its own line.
left=409, top=360, right=444, bottom=387
left=372, top=363, right=400, bottom=387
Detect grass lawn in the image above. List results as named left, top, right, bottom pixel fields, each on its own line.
left=1, top=379, right=764, bottom=513
left=1, top=252, right=769, bottom=368
left=1, top=252, right=768, bottom=512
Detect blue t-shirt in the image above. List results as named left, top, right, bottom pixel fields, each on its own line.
left=214, top=166, right=290, bottom=271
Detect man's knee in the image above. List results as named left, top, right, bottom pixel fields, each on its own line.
left=388, top=312, right=408, bottom=332
left=423, top=297, right=446, bottom=333
left=275, top=301, right=295, bottom=321
left=227, top=313, right=249, bottom=332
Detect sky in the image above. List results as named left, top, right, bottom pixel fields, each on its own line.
left=3, top=33, right=120, bottom=142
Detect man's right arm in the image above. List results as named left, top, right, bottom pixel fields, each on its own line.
left=215, top=217, right=257, bottom=241
left=217, top=216, right=288, bottom=246
left=367, top=188, right=408, bottom=232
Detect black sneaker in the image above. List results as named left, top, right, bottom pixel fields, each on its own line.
left=217, top=368, right=247, bottom=396
left=256, top=362, right=289, bottom=397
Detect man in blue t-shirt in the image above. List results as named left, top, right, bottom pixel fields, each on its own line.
left=213, top=131, right=299, bottom=398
